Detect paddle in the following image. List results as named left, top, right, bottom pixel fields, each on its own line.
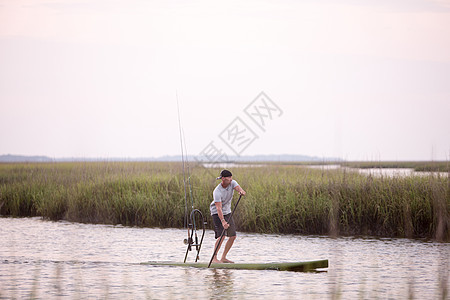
left=208, top=194, right=243, bottom=268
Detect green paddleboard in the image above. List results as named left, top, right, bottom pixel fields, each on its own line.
left=142, top=259, right=328, bottom=272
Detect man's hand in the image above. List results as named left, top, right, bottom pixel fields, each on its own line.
left=235, top=186, right=246, bottom=196
left=221, top=219, right=230, bottom=229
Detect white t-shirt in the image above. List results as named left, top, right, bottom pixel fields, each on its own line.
left=210, top=180, right=239, bottom=215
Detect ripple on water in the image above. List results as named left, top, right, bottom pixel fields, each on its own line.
left=1, top=217, right=449, bottom=299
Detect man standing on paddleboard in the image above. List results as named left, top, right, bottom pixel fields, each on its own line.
left=210, top=169, right=246, bottom=263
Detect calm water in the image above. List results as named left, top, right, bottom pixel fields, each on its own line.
left=305, top=165, right=448, bottom=178
left=1, top=217, right=448, bottom=299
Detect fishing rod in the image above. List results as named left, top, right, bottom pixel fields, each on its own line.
left=176, top=93, right=207, bottom=263
left=176, top=93, right=188, bottom=231
left=208, top=194, right=243, bottom=268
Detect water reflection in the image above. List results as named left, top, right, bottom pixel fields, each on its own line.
left=438, top=247, right=449, bottom=299
left=207, top=269, right=234, bottom=298
left=1, top=217, right=449, bottom=299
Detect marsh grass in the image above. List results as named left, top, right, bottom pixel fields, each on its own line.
left=254, top=160, right=450, bottom=172
left=0, top=162, right=448, bottom=240
left=341, top=161, right=450, bottom=173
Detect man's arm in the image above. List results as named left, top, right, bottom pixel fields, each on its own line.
left=234, top=185, right=246, bottom=196
left=214, top=201, right=230, bottom=229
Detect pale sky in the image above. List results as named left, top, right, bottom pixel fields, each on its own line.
left=1, top=0, right=449, bottom=161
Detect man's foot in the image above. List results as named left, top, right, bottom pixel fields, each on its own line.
left=211, top=258, right=221, bottom=264
left=221, top=258, right=234, bottom=263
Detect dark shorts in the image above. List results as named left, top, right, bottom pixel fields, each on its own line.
left=212, top=213, right=236, bottom=239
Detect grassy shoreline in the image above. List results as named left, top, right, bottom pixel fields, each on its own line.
left=0, top=162, right=448, bottom=241
left=240, top=160, right=450, bottom=172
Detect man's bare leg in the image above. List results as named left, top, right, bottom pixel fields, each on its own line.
left=221, top=236, right=236, bottom=263
left=211, top=237, right=225, bottom=263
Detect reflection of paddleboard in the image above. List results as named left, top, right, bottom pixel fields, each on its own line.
left=142, top=259, right=328, bottom=272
